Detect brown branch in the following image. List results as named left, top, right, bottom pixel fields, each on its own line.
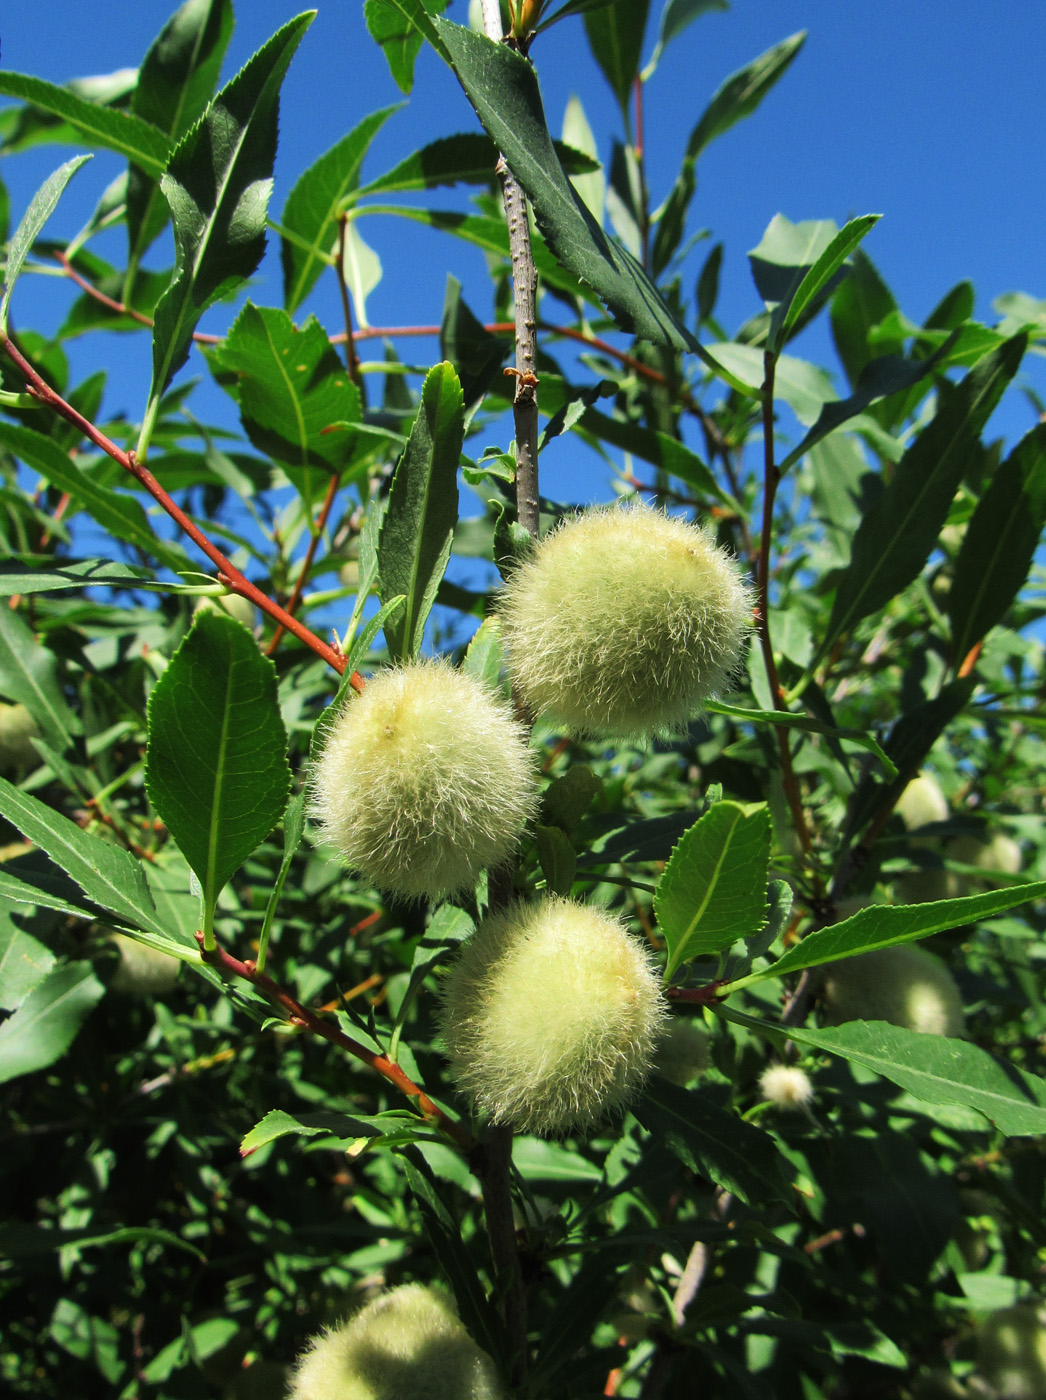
left=54, top=251, right=219, bottom=342
left=0, top=333, right=362, bottom=689
left=194, top=931, right=476, bottom=1153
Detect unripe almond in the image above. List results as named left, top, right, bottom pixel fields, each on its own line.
left=0, top=702, right=41, bottom=772
left=194, top=592, right=256, bottom=630
left=974, top=1303, right=1046, bottom=1400
left=288, top=1284, right=506, bottom=1400
left=439, top=896, right=666, bottom=1136
left=498, top=504, right=751, bottom=738
left=652, top=1018, right=710, bottom=1086
left=310, top=661, right=536, bottom=901
left=896, top=772, right=949, bottom=834
left=947, top=831, right=1022, bottom=883
left=109, top=932, right=180, bottom=996
left=759, top=1063, right=814, bottom=1111
left=822, top=943, right=964, bottom=1038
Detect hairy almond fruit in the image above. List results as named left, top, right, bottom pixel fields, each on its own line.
left=822, top=943, right=964, bottom=1038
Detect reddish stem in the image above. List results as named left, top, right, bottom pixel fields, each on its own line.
left=194, top=931, right=476, bottom=1153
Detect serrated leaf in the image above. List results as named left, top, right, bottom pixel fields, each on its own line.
left=1, top=155, right=91, bottom=332
left=128, top=0, right=235, bottom=266
left=149, top=13, right=314, bottom=403
left=656, top=802, right=771, bottom=980
left=0, top=422, right=187, bottom=572
left=948, top=421, right=1046, bottom=662
left=0, top=916, right=55, bottom=1011
left=0, top=778, right=172, bottom=936
left=240, top=1107, right=402, bottom=1155
left=734, top=883, right=1046, bottom=989
left=363, top=0, right=449, bottom=94
left=0, top=960, right=104, bottom=1084
left=280, top=106, right=399, bottom=311
left=145, top=610, right=291, bottom=922
left=356, top=131, right=498, bottom=201
left=377, top=360, right=463, bottom=659
left=462, top=616, right=504, bottom=688
left=784, top=1022, right=1046, bottom=1137
left=634, top=1076, right=792, bottom=1205
left=0, top=71, right=169, bottom=174
left=820, top=336, right=1026, bottom=657
left=0, top=604, right=81, bottom=749
left=209, top=303, right=362, bottom=476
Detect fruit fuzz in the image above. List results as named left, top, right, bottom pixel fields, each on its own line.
left=497, top=504, right=751, bottom=738
left=439, top=896, right=665, bottom=1136
left=822, top=943, right=964, bottom=1037
left=288, top=1284, right=506, bottom=1400
left=759, top=1063, right=815, bottom=1111
left=310, top=661, right=536, bottom=901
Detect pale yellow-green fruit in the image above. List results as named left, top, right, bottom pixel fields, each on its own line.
left=822, top=944, right=964, bottom=1037
left=974, top=1304, right=1046, bottom=1400
left=309, top=661, right=537, bottom=901
left=897, top=772, right=950, bottom=833
left=439, top=896, right=666, bottom=1136
left=498, top=504, right=751, bottom=738
left=109, top=933, right=180, bottom=995
left=652, top=1018, right=710, bottom=1086
left=194, top=592, right=256, bottom=630
left=288, top=1285, right=506, bottom=1400
left=947, top=832, right=1022, bottom=884
left=896, top=772, right=951, bottom=902
left=338, top=560, right=360, bottom=591
left=0, top=702, right=41, bottom=772
left=758, top=1063, right=814, bottom=1111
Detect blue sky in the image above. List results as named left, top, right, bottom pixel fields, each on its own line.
left=1, top=1, right=1043, bottom=509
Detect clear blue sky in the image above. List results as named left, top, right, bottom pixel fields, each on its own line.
left=1, top=1, right=1043, bottom=502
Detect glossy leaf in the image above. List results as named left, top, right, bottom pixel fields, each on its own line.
left=145, top=610, right=291, bottom=922
left=705, top=701, right=897, bottom=778
left=535, top=824, right=576, bottom=896
left=760, top=213, right=881, bottom=354
left=377, top=360, right=463, bottom=659
left=0, top=422, right=186, bottom=572
left=363, top=0, right=448, bottom=94
left=0, top=155, right=91, bottom=333
left=440, top=276, right=508, bottom=409
left=734, top=883, right=1046, bottom=988
left=0, top=559, right=153, bottom=596
left=0, top=917, right=55, bottom=1012
left=948, top=421, right=1046, bottom=662
left=0, top=604, right=81, bottom=749
left=461, top=616, right=504, bottom=688
left=685, top=33, right=806, bottom=161
left=634, top=1076, right=792, bottom=1205
left=128, top=0, right=235, bottom=266
left=209, top=304, right=362, bottom=474
left=785, top=1022, right=1046, bottom=1137
left=830, top=250, right=903, bottom=391
left=339, top=216, right=382, bottom=327
left=149, top=13, right=313, bottom=403
left=0, top=960, right=104, bottom=1084
left=240, top=1107, right=403, bottom=1155
left=355, top=131, right=498, bottom=201
left=0, top=71, right=169, bottom=175
left=656, top=801, right=771, bottom=980
left=820, top=336, right=1025, bottom=656
left=280, top=106, right=399, bottom=312
left=583, top=0, right=651, bottom=112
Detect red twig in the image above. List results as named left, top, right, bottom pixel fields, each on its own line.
left=194, top=931, right=476, bottom=1153
left=0, top=333, right=362, bottom=690
left=54, top=251, right=219, bottom=342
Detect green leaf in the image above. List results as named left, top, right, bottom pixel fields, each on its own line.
left=462, top=616, right=505, bottom=689
left=240, top=1107, right=401, bottom=1155
left=784, top=1022, right=1046, bottom=1137
left=583, top=0, right=651, bottom=112
left=148, top=12, right=314, bottom=405
left=339, top=216, right=382, bottom=327
left=128, top=0, right=235, bottom=266
left=634, top=1076, right=792, bottom=1205
left=535, top=0, right=619, bottom=36
left=0, top=778, right=174, bottom=937
left=733, top=883, right=1046, bottom=989
left=209, top=304, right=362, bottom=476
left=377, top=360, right=463, bottom=659
left=440, top=276, right=508, bottom=408
left=645, top=0, right=728, bottom=73
left=0, top=603, right=82, bottom=749
left=0, top=558, right=153, bottom=596
left=535, top=824, right=576, bottom=896
left=0, top=916, right=55, bottom=1011
left=541, top=764, right=600, bottom=834
left=0, top=155, right=91, bottom=333
left=0, top=71, right=170, bottom=175
left=0, top=960, right=104, bottom=1084
left=0, top=868, right=106, bottom=923
left=948, top=421, right=1046, bottom=662
left=820, top=336, right=1026, bottom=657
left=685, top=32, right=806, bottom=161
left=759, top=213, right=881, bottom=354
left=280, top=106, right=400, bottom=312
left=656, top=802, right=771, bottom=980
left=363, top=0, right=449, bottom=94
left=355, top=131, right=498, bottom=201
left=705, top=701, right=897, bottom=779
left=830, top=250, right=901, bottom=390
left=0, top=1221, right=205, bottom=1262
left=0, top=422, right=186, bottom=572
left=145, top=610, right=291, bottom=925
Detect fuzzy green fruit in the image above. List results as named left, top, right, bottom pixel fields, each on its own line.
left=194, top=592, right=256, bottom=630
left=288, top=1285, right=506, bottom=1400
left=440, top=896, right=666, bottom=1136
left=759, top=1063, right=814, bottom=1110
left=896, top=772, right=952, bottom=902
left=652, top=1018, right=710, bottom=1086
left=0, top=702, right=41, bottom=772
left=498, top=504, right=751, bottom=738
left=109, top=933, right=181, bottom=995
left=947, top=832, right=1022, bottom=883
left=974, top=1304, right=1046, bottom=1399
left=310, top=661, right=536, bottom=901
left=897, top=772, right=949, bottom=833
left=822, top=944, right=964, bottom=1037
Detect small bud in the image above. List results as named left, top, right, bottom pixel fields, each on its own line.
left=310, top=661, right=536, bottom=901
left=759, top=1063, right=814, bottom=1111
left=288, top=1284, right=506, bottom=1400
left=822, top=944, right=964, bottom=1038
left=439, top=896, right=666, bottom=1136
left=498, top=504, right=751, bottom=738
